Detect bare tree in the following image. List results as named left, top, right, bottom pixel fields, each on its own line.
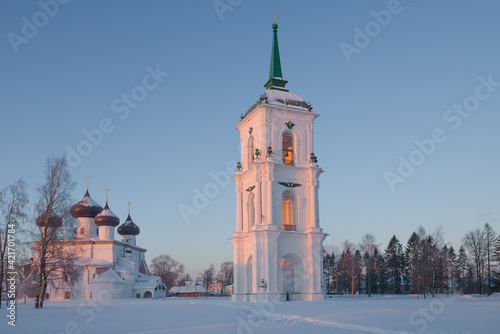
left=463, top=228, right=486, bottom=294
left=33, top=155, right=76, bottom=309
left=176, top=273, right=192, bottom=286
left=199, top=264, right=215, bottom=298
left=360, top=233, right=379, bottom=257
left=0, top=179, right=28, bottom=308
left=484, top=223, right=496, bottom=296
left=217, top=261, right=233, bottom=288
left=150, top=254, right=185, bottom=289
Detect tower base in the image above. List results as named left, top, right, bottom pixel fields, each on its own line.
left=232, top=292, right=325, bottom=303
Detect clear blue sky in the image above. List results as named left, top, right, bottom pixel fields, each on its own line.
left=1, top=0, right=499, bottom=276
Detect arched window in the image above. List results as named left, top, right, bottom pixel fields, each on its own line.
left=282, top=131, right=294, bottom=166
left=279, top=254, right=303, bottom=295
left=282, top=190, right=295, bottom=231
left=248, top=136, right=255, bottom=167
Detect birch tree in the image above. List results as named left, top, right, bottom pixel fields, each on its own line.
left=484, top=223, right=496, bottom=295
left=34, top=155, right=76, bottom=309
left=0, top=179, right=28, bottom=308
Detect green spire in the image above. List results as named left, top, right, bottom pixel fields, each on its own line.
left=264, top=19, right=288, bottom=91
left=269, top=23, right=282, bottom=79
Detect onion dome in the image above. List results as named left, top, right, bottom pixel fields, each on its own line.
left=70, top=190, right=103, bottom=218
left=94, top=202, right=120, bottom=227
left=36, top=210, right=62, bottom=228
left=117, top=214, right=140, bottom=236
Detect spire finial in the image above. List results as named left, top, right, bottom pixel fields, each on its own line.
left=264, top=15, right=288, bottom=91
left=127, top=202, right=132, bottom=215
left=104, top=188, right=110, bottom=203
left=84, top=176, right=91, bottom=190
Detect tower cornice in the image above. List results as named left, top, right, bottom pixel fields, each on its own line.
left=236, top=104, right=319, bottom=130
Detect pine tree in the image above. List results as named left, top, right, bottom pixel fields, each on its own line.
left=456, top=246, right=468, bottom=293
left=422, top=235, right=437, bottom=297
left=377, top=252, right=388, bottom=294
left=338, top=248, right=353, bottom=294
left=353, top=250, right=362, bottom=295
left=447, top=246, right=457, bottom=294
left=384, top=235, right=403, bottom=294
left=363, top=251, right=371, bottom=296
left=323, top=251, right=336, bottom=294
left=405, top=232, right=421, bottom=296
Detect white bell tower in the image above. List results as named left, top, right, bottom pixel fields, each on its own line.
left=231, top=20, right=327, bottom=302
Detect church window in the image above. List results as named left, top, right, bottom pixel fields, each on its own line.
left=282, top=131, right=294, bottom=166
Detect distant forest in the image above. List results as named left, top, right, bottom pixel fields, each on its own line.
left=324, top=224, right=499, bottom=297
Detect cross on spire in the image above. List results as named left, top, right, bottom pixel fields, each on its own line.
left=104, top=188, right=110, bottom=203
left=127, top=202, right=132, bottom=215
left=84, top=176, right=91, bottom=190
left=273, top=11, right=277, bottom=23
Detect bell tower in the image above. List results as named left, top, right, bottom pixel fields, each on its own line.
left=231, top=20, right=327, bottom=302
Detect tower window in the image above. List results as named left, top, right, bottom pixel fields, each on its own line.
left=282, top=131, right=294, bottom=166
left=282, top=190, right=295, bottom=231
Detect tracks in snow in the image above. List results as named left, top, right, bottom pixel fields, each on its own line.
left=216, top=302, right=450, bottom=334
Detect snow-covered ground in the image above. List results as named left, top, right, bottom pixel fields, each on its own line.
left=1, top=294, right=499, bottom=334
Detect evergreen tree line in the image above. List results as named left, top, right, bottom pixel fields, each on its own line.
left=324, top=224, right=500, bottom=297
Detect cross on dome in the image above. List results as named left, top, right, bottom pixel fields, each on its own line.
left=84, top=176, right=91, bottom=190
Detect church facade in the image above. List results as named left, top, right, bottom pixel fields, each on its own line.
left=230, top=22, right=327, bottom=302
left=24, top=186, right=167, bottom=301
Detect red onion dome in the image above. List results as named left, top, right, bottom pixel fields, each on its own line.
left=36, top=210, right=62, bottom=228
left=94, top=203, right=120, bottom=227
left=117, top=214, right=140, bottom=236
left=70, top=190, right=103, bottom=218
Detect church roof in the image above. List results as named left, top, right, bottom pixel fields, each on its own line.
left=243, top=89, right=309, bottom=118
left=117, top=214, right=140, bottom=236
left=90, top=269, right=125, bottom=284
left=70, top=190, right=103, bottom=218
left=36, top=210, right=62, bottom=228
left=178, top=285, right=208, bottom=294
left=95, top=202, right=120, bottom=227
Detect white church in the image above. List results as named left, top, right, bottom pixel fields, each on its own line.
left=25, top=185, right=167, bottom=301
left=230, top=21, right=327, bottom=302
